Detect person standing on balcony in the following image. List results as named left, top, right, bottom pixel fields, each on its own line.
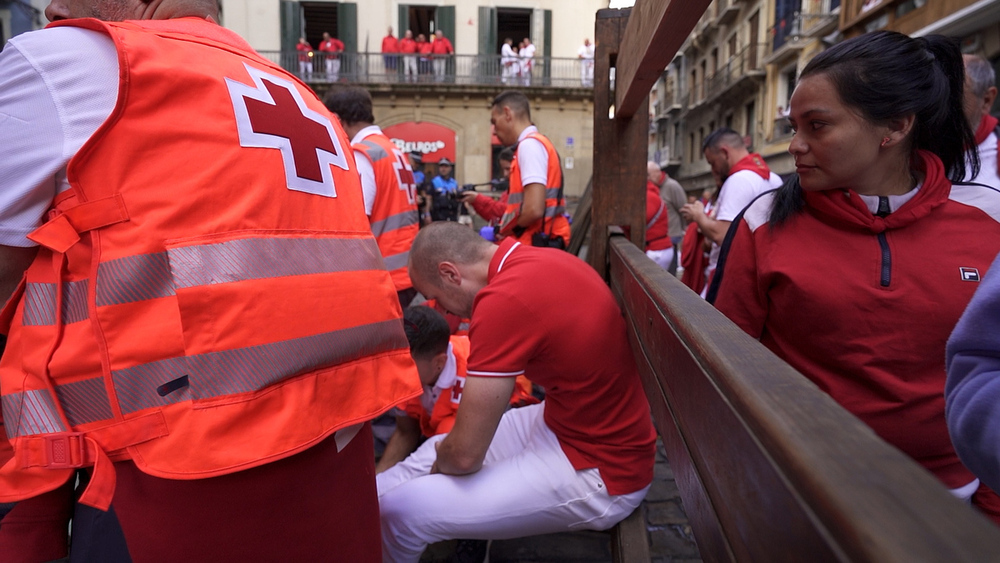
left=431, top=29, right=454, bottom=83
left=296, top=36, right=314, bottom=77
left=578, top=38, right=594, bottom=87
left=382, top=27, right=399, bottom=75
left=416, top=34, right=432, bottom=79
left=519, top=37, right=535, bottom=86
left=501, top=38, right=518, bottom=84
left=319, top=32, right=344, bottom=82
left=962, top=54, right=1000, bottom=190
left=400, top=30, right=418, bottom=82
left=0, top=0, right=420, bottom=559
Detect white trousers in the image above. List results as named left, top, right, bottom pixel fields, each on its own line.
left=377, top=403, right=649, bottom=563
left=581, top=60, right=594, bottom=86
left=433, top=58, right=446, bottom=80
left=403, top=56, right=418, bottom=80
left=325, top=58, right=341, bottom=81
left=646, top=247, right=675, bottom=271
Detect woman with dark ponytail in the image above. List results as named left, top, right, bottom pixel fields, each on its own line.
left=714, top=30, right=1000, bottom=523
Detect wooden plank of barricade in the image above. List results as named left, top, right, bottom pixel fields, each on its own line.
left=609, top=504, right=651, bottom=563
left=614, top=0, right=713, bottom=119
left=567, top=176, right=592, bottom=257
left=590, top=9, right=647, bottom=277
left=607, top=235, right=1000, bottom=562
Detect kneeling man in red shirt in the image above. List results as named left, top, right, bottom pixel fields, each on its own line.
left=378, top=222, right=656, bottom=563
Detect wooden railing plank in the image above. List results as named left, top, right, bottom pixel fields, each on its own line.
left=614, top=0, right=713, bottom=119
left=590, top=9, right=647, bottom=276
left=608, top=236, right=1000, bottom=562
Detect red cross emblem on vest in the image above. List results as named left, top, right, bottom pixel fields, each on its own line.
left=226, top=63, right=349, bottom=198
left=451, top=377, right=465, bottom=404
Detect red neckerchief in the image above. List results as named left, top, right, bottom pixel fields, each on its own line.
left=975, top=114, right=998, bottom=146
left=727, top=153, right=771, bottom=180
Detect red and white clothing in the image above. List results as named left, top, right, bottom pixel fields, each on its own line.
left=377, top=239, right=655, bottom=562
left=715, top=151, right=1000, bottom=501
left=708, top=154, right=783, bottom=275
left=318, top=37, right=344, bottom=80
left=399, top=337, right=468, bottom=438
left=519, top=42, right=535, bottom=85
left=965, top=114, right=1000, bottom=190
left=645, top=180, right=672, bottom=270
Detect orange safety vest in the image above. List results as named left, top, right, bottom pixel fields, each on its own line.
left=0, top=17, right=420, bottom=511
left=498, top=132, right=571, bottom=246
left=354, top=132, right=419, bottom=292
left=401, top=336, right=536, bottom=437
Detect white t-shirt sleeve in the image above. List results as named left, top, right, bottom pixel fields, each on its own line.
left=516, top=138, right=549, bottom=187
left=0, top=27, right=119, bottom=247
left=354, top=149, right=377, bottom=216
left=715, top=171, right=764, bottom=223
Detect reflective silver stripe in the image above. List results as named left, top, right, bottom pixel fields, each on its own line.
left=22, top=281, right=89, bottom=326
left=55, top=378, right=114, bottom=427
left=458, top=322, right=470, bottom=332
left=543, top=206, right=566, bottom=218
left=383, top=251, right=409, bottom=272
left=500, top=212, right=516, bottom=228
left=97, top=252, right=176, bottom=307
left=359, top=140, right=389, bottom=162
left=112, top=319, right=408, bottom=415
left=2, top=389, right=67, bottom=438
left=371, top=210, right=419, bottom=237
left=545, top=188, right=561, bottom=199
left=168, top=237, right=383, bottom=289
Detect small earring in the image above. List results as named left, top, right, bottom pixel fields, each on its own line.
left=881, top=137, right=890, bottom=147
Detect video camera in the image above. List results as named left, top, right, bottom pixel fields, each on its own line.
left=448, top=178, right=508, bottom=200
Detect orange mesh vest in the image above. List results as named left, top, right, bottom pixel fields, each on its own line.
left=0, top=17, right=420, bottom=510
left=354, top=132, right=420, bottom=292
left=499, top=132, right=571, bottom=246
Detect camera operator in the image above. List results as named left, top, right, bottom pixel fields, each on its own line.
left=460, top=147, right=513, bottom=225
left=429, top=158, right=461, bottom=222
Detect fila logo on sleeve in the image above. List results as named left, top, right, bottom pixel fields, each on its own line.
left=226, top=63, right=350, bottom=198
left=960, top=267, right=981, bottom=282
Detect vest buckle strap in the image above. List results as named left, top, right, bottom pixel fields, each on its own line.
left=38, top=432, right=89, bottom=470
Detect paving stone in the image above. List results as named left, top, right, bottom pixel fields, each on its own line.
left=648, top=525, right=700, bottom=559
left=644, top=477, right=680, bottom=502
left=489, top=531, right=611, bottom=562
left=653, top=461, right=674, bottom=481
left=646, top=499, right=689, bottom=526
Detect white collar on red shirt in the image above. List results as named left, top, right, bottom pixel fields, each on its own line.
left=422, top=341, right=458, bottom=413
left=496, top=241, right=521, bottom=274
left=350, top=124, right=383, bottom=145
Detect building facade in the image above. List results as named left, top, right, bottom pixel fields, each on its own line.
left=650, top=0, right=1000, bottom=193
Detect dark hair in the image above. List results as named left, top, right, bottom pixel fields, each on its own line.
left=403, top=306, right=450, bottom=360
left=770, top=31, right=978, bottom=225
left=702, top=127, right=744, bottom=153
left=799, top=30, right=976, bottom=182
left=492, top=90, right=531, bottom=121
left=323, top=85, right=375, bottom=125
left=498, top=147, right=515, bottom=162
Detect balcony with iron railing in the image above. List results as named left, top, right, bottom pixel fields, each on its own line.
left=703, top=43, right=766, bottom=102
left=255, top=51, right=594, bottom=89
left=712, top=0, right=741, bottom=26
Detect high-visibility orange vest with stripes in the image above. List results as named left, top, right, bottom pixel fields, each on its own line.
left=498, top=132, right=571, bottom=246
left=354, top=132, right=420, bottom=291
left=0, top=17, right=420, bottom=511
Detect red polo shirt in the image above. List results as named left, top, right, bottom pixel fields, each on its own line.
left=466, top=239, right=656, bottom=495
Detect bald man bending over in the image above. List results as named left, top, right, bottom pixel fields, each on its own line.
left=0, top=0, right=417, bottom=560
left=378, top=222, right=656, bottom=563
